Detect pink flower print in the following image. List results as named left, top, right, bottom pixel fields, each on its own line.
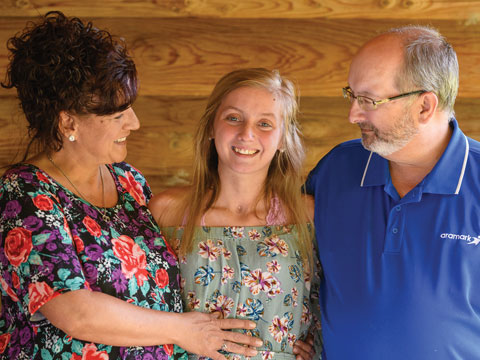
left=266, top=277, right=282, bottom=297
left=262, top=350, right=275, bottom=360
left=118, top=171, right=146, bottom=206
left=301, top=299, right=312, bottom=324
left=268, top=315, right=289, bottom=343
left=287, top=333, right=297, bottom=347
left=81, top=342, right=109, bottom=359
left=186, top=291, right=196, bottom=300
left=206, top=294, right=234, bottom=318
left=248, top=229, right=261, bottom=241
left=304, top=267, right=312, bottom=291
left=282, top=225, right=292, bottom=234
left=221, top=266, right=234, bottom=284
left=188, top=300, right=200, bottom=310
left=265, top=235, right=289, bottom=256
left=187, top=291, right=200, bottom=310
left=112, top=235, right=149, bottom=286
left=244, top=269, right=282, bottom=298
left=236, top=304, right=248, bottom=317
left=198, top=239, right=221, bottom=261
left=292, top=287, right=298, bottom=306
left=231, top=227, right=244, bottom=238
left=222, top=248, right=232, bottom=259
left=0, top=276, right=18, bottom=302
left=267, top=260, right=281, bottom=273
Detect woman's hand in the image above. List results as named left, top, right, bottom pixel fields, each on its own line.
left=173, top=311, right=263, bottom=360
left=293, top=333, right=315, bottom=360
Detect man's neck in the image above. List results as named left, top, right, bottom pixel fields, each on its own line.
left=387, top=118, right=452, bottom=198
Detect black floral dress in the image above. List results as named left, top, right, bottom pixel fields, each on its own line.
left=0, top=162, right=187, bottom=359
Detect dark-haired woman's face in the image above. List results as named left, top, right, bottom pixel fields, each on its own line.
left=72, top=107, right=139, bottom=164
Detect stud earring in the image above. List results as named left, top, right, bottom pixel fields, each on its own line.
left=208, top=137, right=214, bottom=141
left=68, top=135, right=75, bottom=142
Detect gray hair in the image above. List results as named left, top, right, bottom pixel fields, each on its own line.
left=386, top=25, right=458, bottom=119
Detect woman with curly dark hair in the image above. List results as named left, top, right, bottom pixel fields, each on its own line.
left=0, top=11, right=261, bottom=359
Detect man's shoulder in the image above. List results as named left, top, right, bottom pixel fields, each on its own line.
left=309, top=139, right=371, bottom=173
left=306, top=139, right=372, bottom=194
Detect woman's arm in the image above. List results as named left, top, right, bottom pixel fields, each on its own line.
left=148, top=186, right=188, bottom=226
left=40, top=289, right=262, bottom=360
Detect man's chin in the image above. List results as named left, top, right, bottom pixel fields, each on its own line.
left=361, top=138, right=400, bottom=157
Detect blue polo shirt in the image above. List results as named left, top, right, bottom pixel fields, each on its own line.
left=306, top=119, right=480, bottom=359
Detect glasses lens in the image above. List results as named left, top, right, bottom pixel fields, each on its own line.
left=358, top=96, right=376, bottom=111
left=343, top=88, right=353, bottom=102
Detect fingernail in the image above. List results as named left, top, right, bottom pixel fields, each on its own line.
left=255, top=339, right=263, bottom=347
left=249, top=321, right=256, bottom=328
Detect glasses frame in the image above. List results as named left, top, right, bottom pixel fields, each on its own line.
left=342, top=86, right=427, bottom=111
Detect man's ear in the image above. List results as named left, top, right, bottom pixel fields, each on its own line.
left=58, top=111, right=77, bottom=138
left=417, top=92, right=438, bottom=124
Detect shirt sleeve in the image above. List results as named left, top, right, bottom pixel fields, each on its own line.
left=114, top=162, right=153, bottom=205
left=305, top=166, right=318, bottom=196
left=0, top=170, right=89, bottom=319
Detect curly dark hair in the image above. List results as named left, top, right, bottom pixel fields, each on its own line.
left=1, top=11, right=138, bottom=160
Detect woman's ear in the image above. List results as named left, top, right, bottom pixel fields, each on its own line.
left=58, top=111, right=77, bottom=139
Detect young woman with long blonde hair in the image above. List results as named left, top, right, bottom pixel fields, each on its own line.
left=149, top=68, right=322, bottom=360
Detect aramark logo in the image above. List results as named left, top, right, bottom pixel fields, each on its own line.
left=440, top=233, right=480, bottom=246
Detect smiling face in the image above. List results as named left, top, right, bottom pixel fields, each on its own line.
left=72, top=107, right=140, bottom=164
left=212, top=86, right=284, bottom=177
left=347, top=34, right=420, bottom=157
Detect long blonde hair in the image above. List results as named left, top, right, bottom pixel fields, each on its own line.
left=177, top=68, right=313, bottom=266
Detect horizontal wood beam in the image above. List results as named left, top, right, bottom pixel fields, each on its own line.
left=1, top=18, right=479, bottom=98
left=1, top=1, right=480, bottom=20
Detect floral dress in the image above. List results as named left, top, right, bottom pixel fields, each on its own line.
left=160, top=225, right=322, bottom=360
left=0, top=162, right=188, bottom=360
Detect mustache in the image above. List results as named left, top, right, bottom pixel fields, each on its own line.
left=358, top=123, right=375, bottom=132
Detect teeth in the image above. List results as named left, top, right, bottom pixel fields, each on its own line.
left=233, top=146, right=257, bottom=155
left=115, top=137, right=127, bottom=143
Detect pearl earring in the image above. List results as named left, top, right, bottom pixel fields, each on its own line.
left=69, top=135, right=75, bottom=142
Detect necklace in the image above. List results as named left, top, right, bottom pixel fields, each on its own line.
left=46, top=154, right=111, bottom=222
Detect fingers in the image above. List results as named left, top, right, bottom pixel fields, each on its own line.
left=293, top=339, right=315, bottom=360
left=220, top=341, right=259, bottom=358
left=210, top=311, right=223, bottom=319
left=215, top=317, right=257, bottom=331
left=222, top=329, right=263, bottom=348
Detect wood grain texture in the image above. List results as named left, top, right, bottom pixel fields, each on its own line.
left=1, top=0, right=480, bottom=20
left=2, top=18, right=479, bottom=98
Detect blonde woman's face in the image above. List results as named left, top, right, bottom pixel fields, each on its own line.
left=212, top=86, right=283, bottom=178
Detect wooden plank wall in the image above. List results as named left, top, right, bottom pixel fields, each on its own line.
left=1, top=0, right=480, bottom=194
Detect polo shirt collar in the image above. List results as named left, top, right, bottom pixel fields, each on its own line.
left=360, top=118, right=468, bottom=195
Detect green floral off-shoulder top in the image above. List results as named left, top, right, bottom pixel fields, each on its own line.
left=160, top=225, right=323, bottom=360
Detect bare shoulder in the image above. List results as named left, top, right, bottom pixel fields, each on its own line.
left=148, top=186, right=190, bottom=226
left=303, top=194, right=315, bottom=220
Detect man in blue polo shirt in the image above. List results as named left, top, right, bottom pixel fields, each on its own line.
left=307, top=25, right=480, bottom=359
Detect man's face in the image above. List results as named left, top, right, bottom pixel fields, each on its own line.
left=347, top=35, right=420, bottom=158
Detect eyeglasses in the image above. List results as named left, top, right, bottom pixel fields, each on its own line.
left=342, top=86, right=427, bottom=111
